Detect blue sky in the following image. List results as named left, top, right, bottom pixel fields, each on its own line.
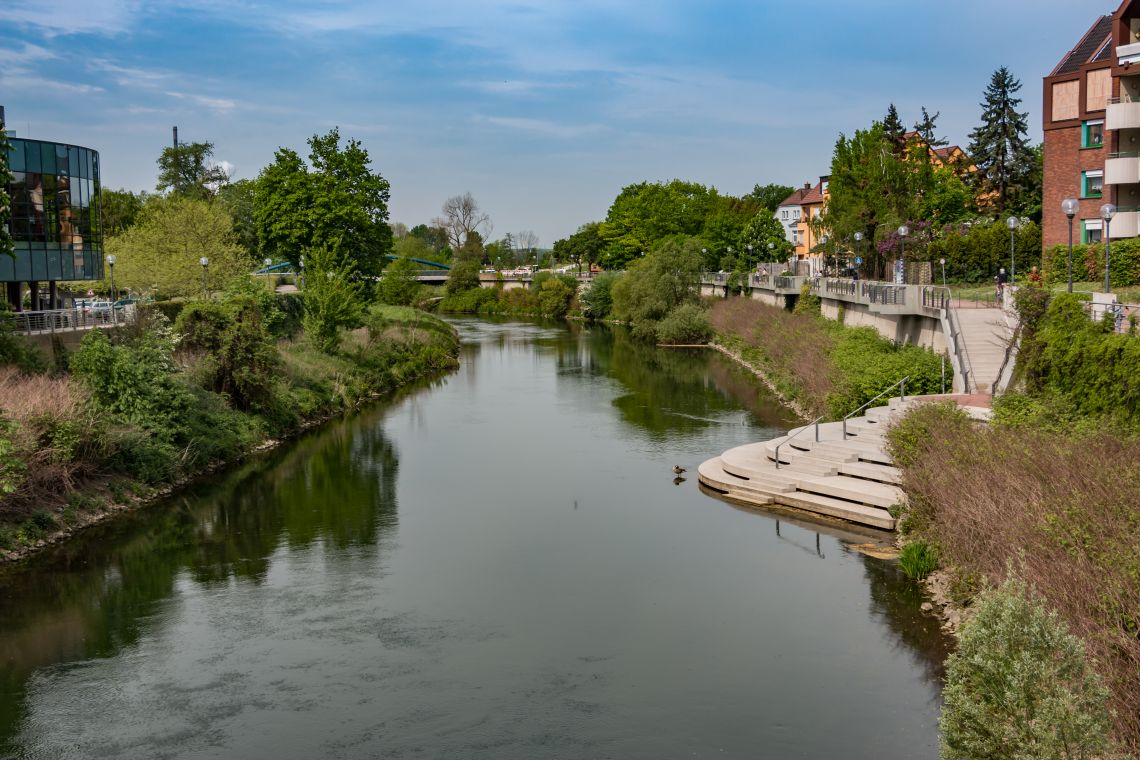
left=0, top=0, right=1113, bottom=246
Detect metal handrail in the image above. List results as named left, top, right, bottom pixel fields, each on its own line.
left=842, top=376, right=909, bottom=438
left=774, top=415, right=825, bottom=469
left=921, top=285, right=952, bottom=311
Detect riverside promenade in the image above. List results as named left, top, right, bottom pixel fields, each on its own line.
left=698, top=394, right=991, bottom=530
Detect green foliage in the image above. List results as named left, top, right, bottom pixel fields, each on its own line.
left=1019, top=292, right=1140, bottom=423
left=156, top=140, right=230, bottom=199
left=377, top=256, right=423, bottom=306
left=536, top=278, right=575, bottom=319
left=0, top=416, right=26, bottom=495
left=99, top=188, right=146, bottom=236
left=655, top=303, right=712, bottom=344
left=552, top=222, right=605, bottom=273
left=940, top=575, right=1113, bottom=759
left=1043, top=238, right=1140, bottom=288
left=927, top=219, right=1042, bottom=284
left=793, top=281, right=820, bottom=314
left=0, top=117, right=12, bottom=259
left=739, top=211, right=792, bottom=264
left=826, top=328, right=944, bottom=417
left=301, top=244, right=367, bottom=354
left=0, top=304, right=46, bottom=373
left=103, top=195, right=248, bottom=299
left=744, top=183, right=795, bottom=212
left=216, top=178, right=259, bottom=258
left=437, top=285, right=498, bottom=313
left=174, top=296, right=278, bottom=411
left=255, top=128, right=393, bottom=279
left=445, top=259, right=482, bottom=295
left=886, top=402, right=972, bottom=469
left=610, top=237, right=704, bottom=339
left=898, top=541, right=938, bottom=580
left=581, top=272, right=619, bottom=320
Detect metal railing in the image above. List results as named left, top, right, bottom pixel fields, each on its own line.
left=842, top=376, right=909, bottom=439
left=774, top=276, right=797, bottom=290
left=774, top=415, right=825, bottom=470
left=862, top=283, right=906, bottom=305
left=825, top=278, right=857, bottom=296
left=921, top=285, right=952, bottom=311
left=1, top=307, right=130, bottom=335
left=1085, top=301, right=1140, bottom=334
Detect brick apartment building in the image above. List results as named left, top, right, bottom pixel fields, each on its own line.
left=1043, top=0, right=1140, bottom=250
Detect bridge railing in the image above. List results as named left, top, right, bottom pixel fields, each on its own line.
left=921, top=286, right=952, bottom=311
left=1, top=307, right=131, bottom=335
left=824, top=278, right=857, bottom=297
left=774, top=276, right=798, bottom=290
left=862, top=283, right=906, bottom=305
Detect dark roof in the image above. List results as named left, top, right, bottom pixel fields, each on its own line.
left=1051, top=15, right=1113, bottom=76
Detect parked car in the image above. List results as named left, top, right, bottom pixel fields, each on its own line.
left=85, top=300, right=113, bottom=319
left=113, top=298, right=138, bottom=310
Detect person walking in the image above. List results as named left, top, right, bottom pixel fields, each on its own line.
left=996, top=267, right=1009, bottom=300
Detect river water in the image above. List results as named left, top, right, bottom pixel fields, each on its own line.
left=0, top=319, right=948, bottom=759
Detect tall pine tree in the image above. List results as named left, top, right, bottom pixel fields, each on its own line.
left=883, top=104, right=906, bottom=150
left=968, top=67, right=1034, bottom=213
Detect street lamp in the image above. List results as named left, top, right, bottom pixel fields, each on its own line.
left=940, top=258, right=947, bottom=287
left=1062, top=198, right=1079, bottom=293
left=1101, top=203, right=1116, bottom=293
left=199, top=256, right=209, bottom=299
left=897, top=225, right=908, bottom=283
left=106, top=254, right=116, bottom=302
left=1006, top=216, right=1018, bottom=282
left=853, top=232, right=863, bottom=278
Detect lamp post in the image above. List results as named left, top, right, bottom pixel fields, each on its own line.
left=106, top=254, right=116, bottom=302
left=1006, top=216, right=1018, bottom=282
left=897, top=225, right=908, bottom=283
left=1062, top=198, right=1079, bottom=293
left=199, top=256, right=209, bottom=299
left=1101, top=203, right=1116, bottom=293
left=853, top=232, right=863, bottom=278
left=940, top=258, right=946, bottom=287
left=299, top=254, right=305, bottom=289
left=820, top=234, right=829, bottom=276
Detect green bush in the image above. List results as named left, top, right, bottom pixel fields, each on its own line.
left=826, top=327, right=944, bottom=417
left=445, top=259, right=482, bottom=295
left=378, top=256, right=423, bottom=306
left=438, top=285, right=498, bottom=313
left=0, top=304, right=45, bottom=373
left=582, top=272, right=619, bottom=320
left=655, top=303, right=712, bottom=344
left=536, top=278, right=575, bottom=319
left=611, top=237, right=704, bottom=340
left=898, top=541, right=938, bottom=580
left=940, top=575, right=1114, bottom=759
left=1044, top=239, right=1140, bottom=288
left=928, top=220, right=1041, bottom=284
left=147, top=300, right=186, bottom=324
left=793, top=281, right=820, bottom=314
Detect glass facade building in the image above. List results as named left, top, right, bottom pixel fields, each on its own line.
left=3, top=137, right=104, bottom=284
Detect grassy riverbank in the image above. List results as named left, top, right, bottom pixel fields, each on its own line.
left=883, top=291, right=1140, bottom=754
left=707, top=297, right=944, bottom=419
left=0, top=301, right=459, bottom=559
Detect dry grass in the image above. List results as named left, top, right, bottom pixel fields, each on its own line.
left=708, top=298, right=837, bottom=417
left=890, top=406, right=1140, bottom=753
left=0, top=367, right=100, bottom=511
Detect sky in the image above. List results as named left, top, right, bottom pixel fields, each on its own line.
left=0, top=0, right=1117, bottom=247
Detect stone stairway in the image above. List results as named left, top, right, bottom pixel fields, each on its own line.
left=953, top=307, right=1014, bottom=394
left=698, top=396, right=991, bottom=530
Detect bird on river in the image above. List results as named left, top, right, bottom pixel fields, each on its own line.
left=673, top=465, right=686, bottom=475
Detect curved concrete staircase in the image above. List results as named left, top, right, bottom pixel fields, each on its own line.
left=698, top=396, right=990, bottom=530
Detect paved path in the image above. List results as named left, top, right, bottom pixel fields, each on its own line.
left=953, top=307, right=1015, bottom=394
left=698, top=395, right=991, bottom=531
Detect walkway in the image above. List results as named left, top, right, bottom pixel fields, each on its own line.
left=698, top=395, right=991, bottom=530
left=953, top=306, right=1015, bottom=394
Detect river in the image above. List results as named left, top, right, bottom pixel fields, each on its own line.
left=0, top=319, right=948, bottom=759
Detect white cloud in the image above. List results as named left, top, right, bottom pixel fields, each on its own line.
left=474, top=115, right=603, bottom=140
left=164, top=91, right=238, bottom=113
left=0, top=42, right=58, bottom=64
left=0, top=0, right=141, bottom=36
left=88, top=60, right=175, bottom=88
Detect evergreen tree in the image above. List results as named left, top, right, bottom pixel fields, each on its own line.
left=883, top=104, right=906, bottom=148
left=914, top=107, right=947, bottom=148
left=968, top=67, right=1034, bottom=213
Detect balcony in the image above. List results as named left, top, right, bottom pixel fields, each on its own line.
left=1107, top=98, right=1140, bottom=131
left=1119, top=41, right=1140, bottom=65
left=1109, top=208, right=1140, bottom=239
left=1106, top=153, right=1140, bottom=184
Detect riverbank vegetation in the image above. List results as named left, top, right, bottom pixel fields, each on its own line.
left=884, top=289, right=1140, bottom=754
left=707, top=297, right=942, bottom=419
left=0, top=291, right=459, bottom=557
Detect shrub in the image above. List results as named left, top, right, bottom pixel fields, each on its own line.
left=445, top=259, right=482, bottom=295
left=536, top=278, right=575, bottom=319
left=655, top=303, right=712, bottom=344
left=611, top=237, right=704, bottom=339
left=0, top=304, right=45, bottom=374
left=940, top=575, right=1114, bottom=759
left=378, top=256, right=423, bottom=306
left=175, top=297, right=279, bottom=411
left=793, top=281, right=820, bottom=314
left=301, top=244, right=367, bottom=354
left=581, top=272, right=619, bottom=320
left=1044, top=238, right=1140, bottom=288
left=898, top=541, right=938, bottom=580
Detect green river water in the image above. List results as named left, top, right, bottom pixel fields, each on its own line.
left=0, top=319, right=948, bottom=759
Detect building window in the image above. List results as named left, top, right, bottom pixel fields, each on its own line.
left=1082, top=120, right=1105, bottom=148
left=1082, top=171, right=1104, bottom=198
left=781, top=210, right=788, bottom=219
left=1082, top=219, right=1103, bottom=244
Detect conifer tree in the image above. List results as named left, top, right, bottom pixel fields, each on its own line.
left=883, top=104, right=906, bottom=148
left=968, top=67, right=1034, bottom=213
left=914, top=107, right=947, bottom=148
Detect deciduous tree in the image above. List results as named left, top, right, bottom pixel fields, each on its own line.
left=744, top=183, right=795, bottom=212
left=156, top=141, right=230, bottom=199
left=0, top=118, right=12, bottom=259
left=100, top=189, right=147, bottom=236
left=255, top=128, right=393, bottom=280
left=739, top=212, right=793, bottom=264
left=435, top=193, right=492, bottom=250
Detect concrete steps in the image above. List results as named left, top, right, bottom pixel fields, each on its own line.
left=774, top=492, right=896, bottom=531
left=839, top=461, right=902, bottom=484
left=795, top=475, right=904, bottom=510
left=954, top=308, right=1014, bottom=394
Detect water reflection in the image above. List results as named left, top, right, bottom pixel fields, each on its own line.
left=0, top=410, right=403, bottom=753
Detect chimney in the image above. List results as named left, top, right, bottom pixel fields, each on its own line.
left=803, top=182, right=811, bottom=191
left=0, top=105, right=6, bottom=126
left=173, top=126, right=178, bottom=149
